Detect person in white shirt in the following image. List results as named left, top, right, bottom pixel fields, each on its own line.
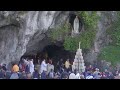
left=47, top=60, right=54, bottom=74
left=40, top=59, right=47, bottom=74
left=29, top=59, right=34, bottom=75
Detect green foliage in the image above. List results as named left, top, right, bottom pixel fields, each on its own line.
left=99, top=11, right=120, bottom=65
left=49, top=22, right=71, bottom=42
left=98, top=46, right=120, bottom=65
left=63, top=29, right=96, bottom=51
left=107, top=11, right=120, bottom=46
left=78, top=11, right=99, bottom=30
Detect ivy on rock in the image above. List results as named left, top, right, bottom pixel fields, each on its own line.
left=50, top=11, right=99, bottom=52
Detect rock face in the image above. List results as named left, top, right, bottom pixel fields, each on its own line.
left=0, top=11, right=118, bottom=65
left=0, top=11, right=69, bottom=64
left=84, top=11, right=118, bottom=63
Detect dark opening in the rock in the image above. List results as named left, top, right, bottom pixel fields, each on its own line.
left=21, top=44, right=75, bottom=65
left=69, top=13, right=83, bottom=32
left=42, top=45, right=74, bottom=62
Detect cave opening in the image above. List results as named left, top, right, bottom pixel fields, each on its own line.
left=21, top=44, right=75, bottom=66
left=42, top=45, right=74, bottom=64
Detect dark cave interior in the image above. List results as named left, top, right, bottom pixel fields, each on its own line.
left=21, top=45, right=75, bottom=65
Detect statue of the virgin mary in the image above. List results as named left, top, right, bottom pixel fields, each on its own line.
left=73, top=16, right=79, bottom=34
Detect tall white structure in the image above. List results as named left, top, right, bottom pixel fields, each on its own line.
left=72, top=42, right=86, bottom=73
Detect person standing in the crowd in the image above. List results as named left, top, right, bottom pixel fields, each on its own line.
left=5, top=70, right=11, bottom=79
left=29, top=59, right=34, bottom=75
left=47, top=59, right=54, bottom=75
left=10, top=72, right=19, bottom=79
left=80, top=73, right=85, bottom=79
left=12, top=63, right=19, bottom=73
left=69, top=71, right=76, bottom=79
left=101, top=72, right=107, bottom=79
left=65, top=59, right=71, bottom=73
left=48, top=69, right=55, bottom=79
left=10, top=63, right=19, bottom=79
left=26, top=73, right=32, bottom=79
left=108, top=72, right=114, bottom=79
left=0, top=67, right=5, bottom=79
left=86, top=65, right=93, bottom=71
left=24, top=59, right=30, bottom=74
left=95, top=73, right=102, bottom=79
left=19, top=58, right=25, bottom=72
left=33, top=68, right=40, bottom=79
left=40, top=59, right=47, bottom=74
left=41, top=70, right=47, bottom=79
left=114, top=70, right=119, bottom=76
left=54, top=71, right=61, bottom=79
left=86, top=73, right=94, bottom=79
left=61, top=69, right=69, bottom=79
left=104, top=69, right=109, bottom=79
left=93, top=68, right=100, bottom=79
left=20, top=71, right=27, bottom=79
left=57, top=59, right=64, bottom=72
left=2, top=64, right=7, bottom=71
left=114, top=73, right=120, bottom=79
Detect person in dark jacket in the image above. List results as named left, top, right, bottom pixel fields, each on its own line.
left=25, top=64, right=30, bottom=74
left=5, top=71, right=11, bottom=79
left=48, top=69, right=55, bottom=79
left=0, top=68, right=5, bottom=79
left=20, top=71, right=27, bottom=79
left=2, top=64, right=7, bottom=71
left=41, top=70, right=47, bottom=79
left=61, top=69, right=69, bottom=79
left=33, top=69, right=39, bottom=79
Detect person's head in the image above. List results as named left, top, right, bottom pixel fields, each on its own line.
left=43, top=59, right=46, bottom=62
left=95, top=68, right=99, bottom=71
left=22, top=71, right=25, bottom=74
left=31, top=59, right=33, bottom=62
left=88, top=73, right=91, bottom=76
left=64, top=75, right=68, bottom=79
left=3, top=64, right=6, bottom=66
left=105, top=69, right=108, bottom=72
left=74, top=69, right=77, bottom=74
left=49, top=60, right=52, bottom=64
left=27, top=73, right=32, bottom=79
left=89, top=65, right=92, bottom=68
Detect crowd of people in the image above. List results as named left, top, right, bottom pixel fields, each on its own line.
left=0, top=57, right=120, bottom=79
